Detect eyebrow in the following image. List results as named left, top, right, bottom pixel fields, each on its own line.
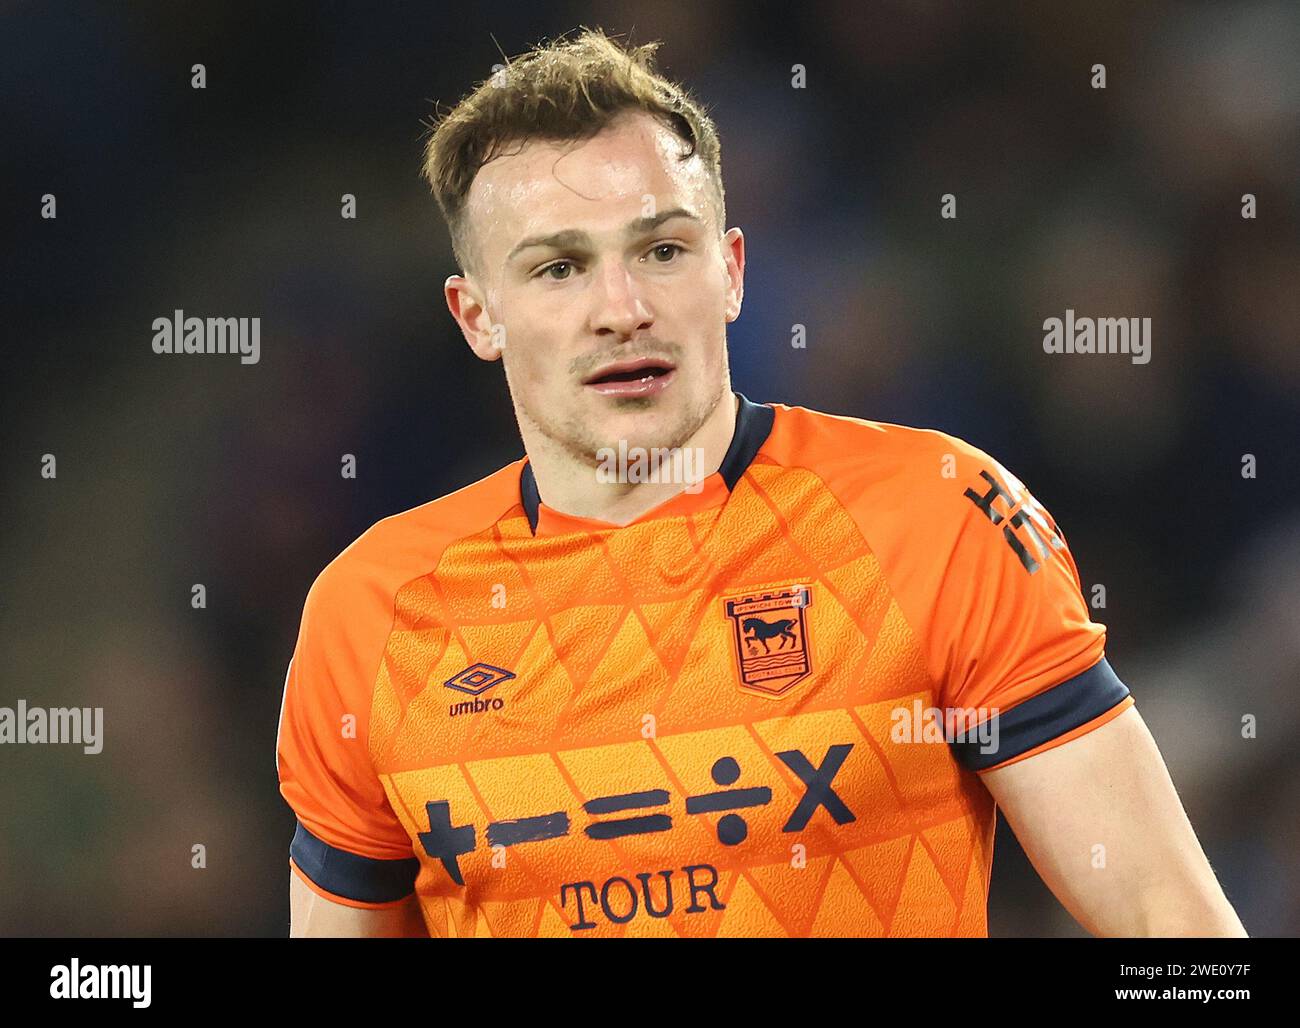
left=506, top=207, right=702, bottom=264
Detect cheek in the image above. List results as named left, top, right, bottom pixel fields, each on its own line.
left=505, top=334, right=563, bottom=390
left=691, top=266, right=729, bottom=324
left=678, top=287, right=727, bottom=357
left=662, top=278, right=719, bottom=330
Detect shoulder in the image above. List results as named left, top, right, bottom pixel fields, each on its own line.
left=761, top=401, right=1005, bottom=507
left=757, top=400, right=1069, bottom=584
left=301, top=458, right=527, bottom=628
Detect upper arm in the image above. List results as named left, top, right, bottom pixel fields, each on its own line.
left=276, top=559, right=422, bottom=914
left=878, top=439, right=1243, bottom=934
left=290, top=864, right=427, bottom=938
left=981, top=705, right=1247, bottom=937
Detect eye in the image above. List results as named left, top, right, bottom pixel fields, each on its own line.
left=536, top=260, right=575, bottom=281
left=647, top=243, right=683, bottom=263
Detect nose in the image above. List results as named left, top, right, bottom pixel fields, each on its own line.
left=588, top=258, right=653, bottom=338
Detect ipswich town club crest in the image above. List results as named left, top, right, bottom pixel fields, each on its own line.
left=723, top=585, right=814, bottom=696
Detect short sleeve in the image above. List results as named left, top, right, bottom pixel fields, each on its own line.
left=929, top=445, right=1132, bottom=773
left=276, top=559, right=420, bottom=905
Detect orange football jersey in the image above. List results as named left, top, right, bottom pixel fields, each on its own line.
left=276, top=393, right=1132, bottom=936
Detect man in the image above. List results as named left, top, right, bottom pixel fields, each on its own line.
left=276, top=28, right=1246, bottom=937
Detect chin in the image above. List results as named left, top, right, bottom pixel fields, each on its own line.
left=612, top=408, right=700, bottom=453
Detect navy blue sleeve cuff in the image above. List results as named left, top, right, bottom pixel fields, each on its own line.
left=951, top=656, right=1131, bottom=772
left=290, top=821, right=419, bottom=904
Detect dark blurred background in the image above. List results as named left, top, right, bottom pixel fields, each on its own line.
left=1, top=0, right=1296, bottom=936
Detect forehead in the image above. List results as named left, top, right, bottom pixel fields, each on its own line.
left=466, top=111, right=714, bottom=262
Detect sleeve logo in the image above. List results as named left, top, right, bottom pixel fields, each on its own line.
left=963, top=465, right=1066, bottom=574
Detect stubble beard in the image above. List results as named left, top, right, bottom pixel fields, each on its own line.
left=517, top=376, right=727, bottom=471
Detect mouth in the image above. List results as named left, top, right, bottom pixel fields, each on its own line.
left=582, top=357, right=677, bottom=398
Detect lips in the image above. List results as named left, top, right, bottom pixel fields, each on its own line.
left=582, top=357, right=676, bottom=386
left=582, top=357, right=677, bottom=398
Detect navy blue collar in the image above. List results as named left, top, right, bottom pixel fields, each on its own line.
left=520, top=391, right=774, bottom=535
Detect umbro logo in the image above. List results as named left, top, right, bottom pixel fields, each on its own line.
left=444, top=662, right=515, bottom=719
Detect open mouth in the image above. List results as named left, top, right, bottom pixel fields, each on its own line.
left=583, top=359, right=675, bottom=386
left=583, top=358, right=677, bottom=397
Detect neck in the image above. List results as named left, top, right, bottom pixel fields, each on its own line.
left=522, top=390, right=740, bottom=527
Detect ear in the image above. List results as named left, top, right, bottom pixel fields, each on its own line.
left=721, top=227, right=745, bottom=323
left=445, top=274, right=504, bottom=361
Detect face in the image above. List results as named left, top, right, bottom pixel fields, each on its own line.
left=445, top=110, right=744, bottom=465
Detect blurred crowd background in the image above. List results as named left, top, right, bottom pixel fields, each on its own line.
left=2, top=0, right=1296, bottom=936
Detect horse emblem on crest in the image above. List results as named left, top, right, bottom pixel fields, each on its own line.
left=723, top=585, right=813, bottom=697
